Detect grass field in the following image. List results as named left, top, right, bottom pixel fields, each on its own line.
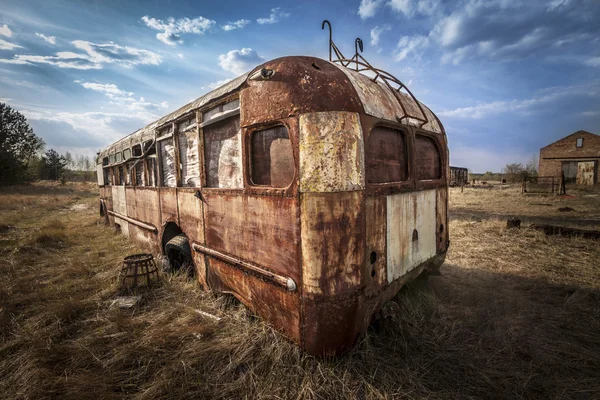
left=1, top=182, right=599, bottom=399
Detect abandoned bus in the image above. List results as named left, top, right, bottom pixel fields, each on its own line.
left=97, top=41, right=449, bottom=355
left=450, top=166, right=469, bottom=186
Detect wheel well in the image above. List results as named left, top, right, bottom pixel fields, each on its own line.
left=161, top=222, right=183, bottom=253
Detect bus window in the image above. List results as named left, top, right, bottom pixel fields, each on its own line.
left=116, top=152, right=123, bottom=163
left=178, top=116, right=200, bottom=187
left=366, top=126, right=408, bottom=183
left=250, top=125, right=294, bottom=187
left=158, top=126, right=176, bottom=187
left=102, top=157, right=110, bottom=185
left=117, top=165, right=125, bottom=185
left=203, top=108, right=242, bottom=189
left=123, top=148, right=131, bottom=160
left=132, top=144, right=142, bottom=157
left=415, top=135, right=441, bottom=180
left=109, top=154, right=115, bottom=164
left=135, top=162, right=144, bottom=186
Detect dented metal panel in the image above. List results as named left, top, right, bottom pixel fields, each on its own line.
left=299, top=112, right=365, bottom=193
left=386, top=189, right=437, bottom=282
left=332, top=63, right=443, bottom=134
left=203, top=193, right=300, bottom=283
left=111, top=185, right=129, bottom=237
left=300, top=191, right=364, bottom=296
left=364, top=196, right=387, bottom=294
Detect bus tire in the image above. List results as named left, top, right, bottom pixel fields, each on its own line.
left=164, top=234, right=193, bottom=275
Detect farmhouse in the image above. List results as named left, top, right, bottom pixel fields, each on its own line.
left=538, top=130, right=600, bottom=185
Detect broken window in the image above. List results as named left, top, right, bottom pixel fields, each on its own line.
left=177, top=116, right=201, bottom=187
left=250, top=125, right=294, bottom=187
left=366, top=126, right=408, bottom=183
left=116, top=152, right=123, bottom=163
left=415, top=135, right=441, bottom=180
left=109, top=154, right=115, bottom=164
left=123, top=148, right=131, bottom=161
left=158, top=125, right=176, bottom=187
left=117, top=165, right=125, bottom=185
left=134, top=162, right=144, bottom=186
left=576, top=138, right=584, bottom=148
left=132, top=144, right=142, bottom=157
left=202, top=101, right=242, bottom=189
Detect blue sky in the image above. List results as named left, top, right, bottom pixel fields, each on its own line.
left=1, top=0, right=599, bottom=172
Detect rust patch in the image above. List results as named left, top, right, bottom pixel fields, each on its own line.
left=203, top=192, right=300, bottom=283
left=241, top=56, right=363, bottom=127
left=300, top=191, right=364, bottom=296
left=177, top=188, right=205, bottom=245
left=364, top=196, right=386, bottom=295
left=299, top=112, right=365, bottom=193
left=207, top=257, right=300, bottom=342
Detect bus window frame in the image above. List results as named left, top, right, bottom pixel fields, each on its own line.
left=243, top=116, right=299, bottom=198
left=413, top=129, right=446, bottom=192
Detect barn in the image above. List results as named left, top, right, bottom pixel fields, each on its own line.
left=538, top=130, right=600, bottom=185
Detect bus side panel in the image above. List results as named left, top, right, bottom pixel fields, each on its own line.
left=159, top=187, right=178, bottom=226
left=203, top=193, right=300, bottom=283
left=111, top=185, right=129, bottom=237
left=178, top=189, right=207, bottom=286
left=126, top=187, right=161, bottom=253
left=300, top=191, right=364, bottom=296
left=207, top=257, right=300, bottom=343
left=436, top=188, right=448, bottom=255
left=364, top=196, right=387, bottom=295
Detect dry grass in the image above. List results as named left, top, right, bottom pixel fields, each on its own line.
left=0, top=182, right=599, bottom=399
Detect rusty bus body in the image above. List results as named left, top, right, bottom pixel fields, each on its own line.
left=449, top=166, right=469, bottom=186
left=97, top=55, right=449, bottom=356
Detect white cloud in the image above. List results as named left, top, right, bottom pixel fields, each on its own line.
left=0, top=38, right=22, bottom=50
left=208, top=78, right=232, bottom=90
left=222, top=19, right=250, bottom=31
left=75, top=80, right=168, bottom=114
left=218, top=48, right=265, bottom=75
left=580, top=110, right=599, bottom=117
left=358, top=0, right=384, bottom=19
left=585, top=56, right=600, bottom=67
left=388, top=0, right=441, bottom=17
left=439, top=82, right=600, bottom=119
left=394, top=35, right=429, bottom=61
left=0, top=24, right=11, bottom=37
left=427, top=0, right=600, bottom=64
left=370, top=25, right=391, bottom=47
left=141, top=15, right=215, bottom=45
left=35, top=33, right=56, bottom=45
left=0, top=40, right=162, bottom=70
left=256, top=8, right=289, bottom=25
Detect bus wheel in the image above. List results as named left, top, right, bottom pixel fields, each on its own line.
left=164, top=234, right=194, bottom=276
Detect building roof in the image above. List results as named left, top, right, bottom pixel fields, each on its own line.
left=541, top=130, right=598, bottom=149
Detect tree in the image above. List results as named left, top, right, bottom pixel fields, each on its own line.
left=42, top=149, right=68, bottom=181
left=525, top=155, right=538, bottom=177
left=503, top=163, right=526, bottom=183
left=0, top=103, right=45, bottom=185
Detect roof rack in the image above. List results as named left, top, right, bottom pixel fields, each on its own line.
left=321, top=20, right=430, bottom=128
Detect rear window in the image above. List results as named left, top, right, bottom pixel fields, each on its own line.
left=415, top=135, right=441, bottom=180
left=366, top=126, right=408, bottom=183
left=250, top=125, right=294, bottom=187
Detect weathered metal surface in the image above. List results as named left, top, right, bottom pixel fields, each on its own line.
left=203, top=115, right=243, bottom=189
left=332, top=63, right=443, bottom=134
left=300, top=191, right=364, bottom=296
left=436, top=189, right=448, bottom=254
left=207, top=257, right=301, bottom=343
left=577, top=161, right=596, bottom=185
left=176, top=189, right=204, bottom=244
left=192, top=243, right=296, bottom=291
left=203, top=193, right=300, bottom=283
left=111, top=185, right=129, bottom=236
left=107, top=210, right=157, bottom=232
left=299, top=112, right=365, bottom=192
left=159, top=188, right=178, bottom=226
left=364, top=196, right=387, bottom=294
left=386, top=189, right=437, bottom=282
left=241, top=56, right=363, bottom=127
